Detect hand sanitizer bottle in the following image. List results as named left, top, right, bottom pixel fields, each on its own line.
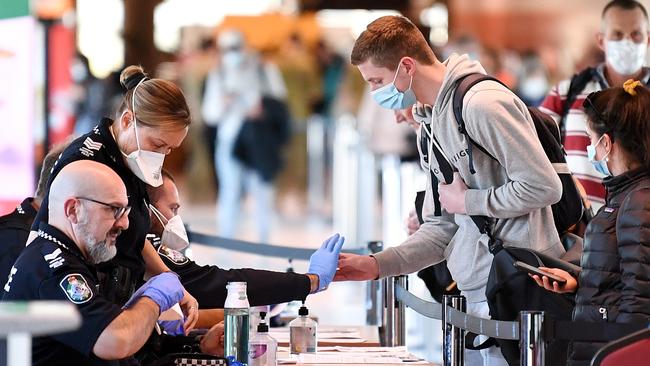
left=289, top=301, right=317, bottom=354
left=249, top=311, right=277, bottom=366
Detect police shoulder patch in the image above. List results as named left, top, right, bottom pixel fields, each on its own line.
left=158, top=245, right=189, bottom=265
left=59, top=273, right=93, bottom=304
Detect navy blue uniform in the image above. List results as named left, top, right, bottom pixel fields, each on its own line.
left=2, top=223, right=123, bottom=366
left=33, top=119, right=151, bottom=305
left=0, top=198, right=37, bottom=286
left=147, top=234, right=310, bottom=308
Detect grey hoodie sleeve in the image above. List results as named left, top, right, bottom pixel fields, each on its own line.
left=374, top=173, right=458, bottom=278
left=462, top=86, right=562, bottom=218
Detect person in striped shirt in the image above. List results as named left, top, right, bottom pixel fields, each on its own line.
left=540, top=0, right=650, bottom=212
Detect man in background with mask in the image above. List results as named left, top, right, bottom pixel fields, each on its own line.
left=146, top=169, right=344, bottom=330
left=540, top=0, right=650, bottom=212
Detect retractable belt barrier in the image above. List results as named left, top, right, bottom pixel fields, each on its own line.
left=389, top=279, right=650, bottom=366
left=395, top=283, right=519, bottom=340
left=187, top=230, right=367, bottom=261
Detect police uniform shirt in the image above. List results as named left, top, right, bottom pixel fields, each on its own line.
left=2, top=223, right=123, bottom=366
left=0, top=197, right=37, bottom=286
left=147, top=233, right=311, bottom=308
left=33, top=118, right=151, bottom=305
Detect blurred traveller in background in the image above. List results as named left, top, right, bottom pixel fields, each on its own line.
left=516, top=51, right=550, bottom=107
left=540, top=0, right=650, bottom=212
left=201, top=29, right=267, bottom=240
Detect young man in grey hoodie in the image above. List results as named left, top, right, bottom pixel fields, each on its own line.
left=334, top=15, right=565, bottom=365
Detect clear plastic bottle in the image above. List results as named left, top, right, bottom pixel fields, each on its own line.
left=249, top=312, right=277, bottom=366
left=289, top=302, right=317, bottom=354
left=225, top=282, right=250, bottom=365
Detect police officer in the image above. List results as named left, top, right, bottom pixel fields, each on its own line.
left=2, top=160, right=185, bottom=365
left=32, top=65, right=200, bottom=330
left=145, top=169, right=344, bottom=328
left=0, top=143, right=67, bottom=284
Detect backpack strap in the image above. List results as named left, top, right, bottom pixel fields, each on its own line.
left=559, top=67, right=598, bottom=141
left=451, top=73, right=506, bottom=253
left=452, top=73, right=501, bottom=174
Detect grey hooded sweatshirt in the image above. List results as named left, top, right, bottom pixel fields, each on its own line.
left=374, top=54, right=565, bottom=302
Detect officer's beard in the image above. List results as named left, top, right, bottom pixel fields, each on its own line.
left=77, top=222, right=118, bottom=265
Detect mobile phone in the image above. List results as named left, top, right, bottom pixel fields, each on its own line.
left=513, top=261, right=567, bottom=284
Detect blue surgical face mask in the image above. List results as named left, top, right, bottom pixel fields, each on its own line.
left=371, top=63, right=416, bottom=110
left=586, top=134, right=611, bottom=176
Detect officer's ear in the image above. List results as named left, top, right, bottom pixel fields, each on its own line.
left=119, top=110, right=134, bottom=129
left=64, top=198, right=81, bottom=224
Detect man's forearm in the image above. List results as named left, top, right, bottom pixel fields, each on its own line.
left=94, top=297, right=159, bottom=359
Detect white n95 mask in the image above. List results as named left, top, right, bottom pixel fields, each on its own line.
left=149, top=204, right=190, bottom=251
left=606, top=39, right=647, bottom=76
left=122, top=79, right=165, bottom=187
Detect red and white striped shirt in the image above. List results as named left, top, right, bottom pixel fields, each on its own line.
left=540, top=65, right=650, bottom=212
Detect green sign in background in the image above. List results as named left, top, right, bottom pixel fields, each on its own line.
left=0, top=0, right=30, bottom=21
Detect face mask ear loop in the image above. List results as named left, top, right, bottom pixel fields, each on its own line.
left=131, top=79, right=146, bottom=151
left=149, top=204, right=168, bottom=226
left=595, top=134, right=611, bottom=161
left=391, top=58, right=407, bottom=84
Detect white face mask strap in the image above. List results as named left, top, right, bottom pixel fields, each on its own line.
left=392, top=59, right=413, bottom=90
left=131, top=78, right=146, bottom=150
left=391, top=60, right=404, bottom=83
left=149, top=204, right=168, bottom=226
left=595, top=134, right=611, bottom=160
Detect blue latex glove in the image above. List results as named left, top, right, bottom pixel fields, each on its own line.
left=307, top=233, right=345, bottom=291
left=123, top=272, right=184, bottom=313
left=158, top=319, right=185, bottom=336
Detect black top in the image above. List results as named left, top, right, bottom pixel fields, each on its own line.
left=570, top=169, right=650, bottom=366
left=147, top=233, right=311, bottom=308
left=32, top=119, right=151, bottom=305
left=0, top=197, right=37, bottom=285
left=2, top=223, right=123, bottom=366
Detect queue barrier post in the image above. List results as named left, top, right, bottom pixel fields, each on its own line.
left=442, top=295, right=466, bottom=366
left=520, top=311, right=545, bottom=366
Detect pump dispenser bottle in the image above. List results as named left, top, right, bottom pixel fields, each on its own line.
left=249, top=312, right=277, bottom=366
left=289, top=301, right=317, bottom=354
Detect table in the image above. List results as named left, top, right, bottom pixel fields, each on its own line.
left=270, top=325, right=380, bottom=347
left=0, top=301, right=81, bottom=366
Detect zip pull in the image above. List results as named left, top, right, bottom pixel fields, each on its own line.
left=598, top=307, right=608, bottom=320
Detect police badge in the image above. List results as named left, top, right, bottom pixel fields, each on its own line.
left=158, top=245, right=189, bottom=265
left=59, top=273, right=93, bottom=304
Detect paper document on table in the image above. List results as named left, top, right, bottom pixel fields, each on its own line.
left=297, top=354, right=403, bottom=364
left=277, top=346, right=426, bottom=364
left=269, top=331, right=365, bottom=343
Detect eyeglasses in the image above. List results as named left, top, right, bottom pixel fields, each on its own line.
left=76, top=197, right=131, bottom=220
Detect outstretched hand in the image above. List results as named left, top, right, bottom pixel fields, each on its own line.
left=334, top=253, right=380, bottom=281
